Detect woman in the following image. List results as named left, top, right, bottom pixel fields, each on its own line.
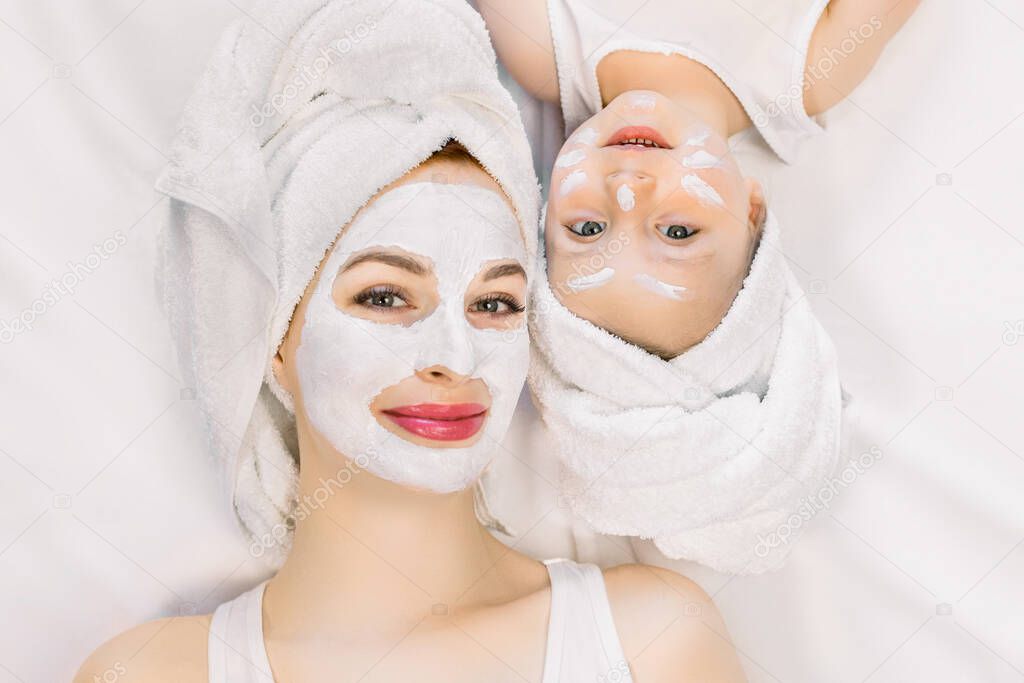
left=75, top=1, right=746, bottom=680
left=479, top=0, right=920, bottom=573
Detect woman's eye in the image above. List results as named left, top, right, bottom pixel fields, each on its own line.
left=470, top=295, right=525, bottom=315
left=658, top=224, right=695, bottom=240
left=370, top=292, right=403, bottom=308
left=567, top=220, right=606, bottom=237
left=356, top=286, right=410, bottom=309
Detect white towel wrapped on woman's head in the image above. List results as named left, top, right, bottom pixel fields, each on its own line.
left=155, top=0, right=539, bottom=567
left=528, top=210, right=843, bottom=574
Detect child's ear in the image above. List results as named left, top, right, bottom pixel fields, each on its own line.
left=745, top=177, right=767, bottom=238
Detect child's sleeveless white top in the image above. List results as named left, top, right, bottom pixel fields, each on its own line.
left=546, top=0, right=832, bottom=162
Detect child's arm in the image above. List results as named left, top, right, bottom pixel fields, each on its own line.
left=804, top=0, right=923, bottom=116
left=477, top=0, right=561, bottom=102
left=478, top=0, right=923, bottom=116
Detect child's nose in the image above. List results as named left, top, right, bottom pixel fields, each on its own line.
left=606, top=169, right=653, bottom=185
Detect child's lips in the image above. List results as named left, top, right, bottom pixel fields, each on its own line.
left=604, top=125, right=672, bottom=149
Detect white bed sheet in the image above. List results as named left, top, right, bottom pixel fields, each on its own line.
left=0, top=1, right=1021, bottom=681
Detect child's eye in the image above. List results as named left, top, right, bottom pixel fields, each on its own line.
left=470, top=294, right=525, bottom=315
left=657, top=224, right=696, bottom=240
left=354, top=285, right=410, bottom=309
left=567, top=220, right=606, bottom=237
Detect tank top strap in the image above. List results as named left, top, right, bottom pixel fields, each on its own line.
left=542, top=559, right=633, bottom=683
left=208, top=581, right=276, bottom=683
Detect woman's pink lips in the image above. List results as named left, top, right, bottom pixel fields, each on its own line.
left=604, top=125, right=672, bottom=149
left=381, top=403, right=488, bottom=442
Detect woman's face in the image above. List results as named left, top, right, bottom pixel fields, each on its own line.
left=338, top=228, right=526, bottom=448
left=545, top=91, right=764, bottom=358
left=275, top=157, right=529, bottom=493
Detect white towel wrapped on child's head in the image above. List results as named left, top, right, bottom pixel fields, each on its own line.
left=529, top=210, right=843, bottom=574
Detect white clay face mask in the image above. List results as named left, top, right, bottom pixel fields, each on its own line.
left=295, top=182, right=529, bottom=493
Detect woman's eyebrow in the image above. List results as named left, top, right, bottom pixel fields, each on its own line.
left=341, top=251, right=428, bottom=276
left=482, top=262, right=526, bottom=281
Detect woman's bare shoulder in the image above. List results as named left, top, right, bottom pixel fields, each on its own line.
left=74, top=614, right=211, bottom=683
left=603, top=564, right=748, bottom=683
left=476, top=0, right=560, bottom=102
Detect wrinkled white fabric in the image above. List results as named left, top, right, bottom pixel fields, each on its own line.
left=529, top=210, right=843, bottom=574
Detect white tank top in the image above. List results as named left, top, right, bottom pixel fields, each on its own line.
left=207, top=559, right=632, bottom=682
left=546, top=0, right=831, bottom=162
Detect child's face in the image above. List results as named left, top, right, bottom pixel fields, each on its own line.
left=545, top=91, right=764, bottom=359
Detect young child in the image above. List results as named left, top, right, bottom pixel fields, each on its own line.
left=479, top=0, right=921, bottom=573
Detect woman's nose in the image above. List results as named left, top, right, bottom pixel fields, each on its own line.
left=415, top=364, right=472, bottom=387
left=413, top=303, right=476, bottom=378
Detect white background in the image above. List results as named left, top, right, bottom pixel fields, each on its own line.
left=0, top=0, right=1021, bottom=681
